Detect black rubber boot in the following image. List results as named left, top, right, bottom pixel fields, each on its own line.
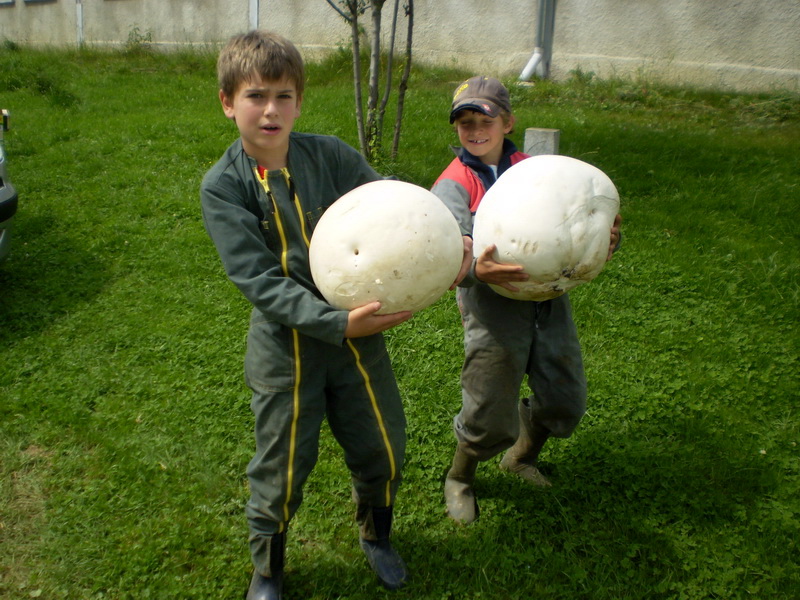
left=246, top=532, right=285, bottom=600
left=358, top=505, right=408, bottom=590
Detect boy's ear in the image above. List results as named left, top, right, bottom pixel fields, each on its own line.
left=504, top=114, right=516, bottom=134
left=295, top=94, right=303, bottom=118
left=220, top=89, right=235, bottom=120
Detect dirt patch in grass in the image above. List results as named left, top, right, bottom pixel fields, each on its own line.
left=0, top=445, right=51, bottom=595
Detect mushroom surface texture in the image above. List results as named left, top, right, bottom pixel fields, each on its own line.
left=310, top=180, right=464, bottom=314
left=472, top=154, right=620, bottom=301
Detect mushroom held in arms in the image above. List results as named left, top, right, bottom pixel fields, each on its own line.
left=472, top=154, right=620, bottom=301
left=310, top=180, right=464, bottom=314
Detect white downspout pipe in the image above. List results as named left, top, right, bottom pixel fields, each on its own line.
left=519, top=0, right=556, bottom=81
left=76, top=0, right=84, bottom=46
left=520, top=47, right=544, bottom=81
left=249, top=0, right=259, bottom=30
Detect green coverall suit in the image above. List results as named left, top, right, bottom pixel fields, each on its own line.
left=201, top=133, right=406, bottom=577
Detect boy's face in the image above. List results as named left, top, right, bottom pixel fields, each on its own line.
left=220, top=74, right=302, bottom=169
left=453, top=110, right=514, bottom=166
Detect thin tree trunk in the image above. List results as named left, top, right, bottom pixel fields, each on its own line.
left=392, top=0, right=413, bottom=159
left=349, top=4, right=367, bottom=156
left=328, top=0, right=413, bottom=162
left=365, top=0, right=385, bottom=159
left=377, top=0, right=400, bottom=143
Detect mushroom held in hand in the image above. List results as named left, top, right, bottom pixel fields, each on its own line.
left=310, top=180, right=464, bottom=314
left=472, top=154, right=620, bottom=301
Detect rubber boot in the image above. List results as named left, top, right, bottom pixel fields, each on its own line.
left=444, top=447, right=479, bottom=524
left=246, top=532, right=285, bottom=600
left=358, top=505, right=408, bottom=590
left=499, top=398, right=552, bottom=487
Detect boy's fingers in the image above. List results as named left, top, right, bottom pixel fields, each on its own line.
left=351, top=301, right=382, bottom=317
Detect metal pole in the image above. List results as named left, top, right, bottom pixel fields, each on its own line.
left=250, top=0, right=259, bottom=30
left=76, top=0, right=84, bottom=46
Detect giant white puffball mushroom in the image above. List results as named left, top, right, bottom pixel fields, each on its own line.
left=309, top=180, right=464, bottom=314
left=472, top=154, right=619, bottom=301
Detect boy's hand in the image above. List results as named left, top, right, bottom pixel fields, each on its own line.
left=450, top=235, right=474, bottom=289
left=344, top=302, right=412, bottom=338
left=474, top=244, right=529, bottom=292
left=607, top=213, right=622, bottom=261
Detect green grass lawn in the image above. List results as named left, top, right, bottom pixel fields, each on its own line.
left=1, top=45, right=798, bottom=599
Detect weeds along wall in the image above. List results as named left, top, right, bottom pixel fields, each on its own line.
left=0, top=0, right=798, bottom=93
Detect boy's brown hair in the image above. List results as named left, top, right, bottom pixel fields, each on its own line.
left=217, top=30, right=305, bottom=99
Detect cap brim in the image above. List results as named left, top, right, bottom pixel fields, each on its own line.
left=449, top=100, right=501, bottom=123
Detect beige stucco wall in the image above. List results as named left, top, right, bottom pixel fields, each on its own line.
left=551, top=0, right=800, bottom=92
left=0, top=0, right=78, bottom=45
left=80, top=0, right=249, bottom=46
left=1, top=0, right=798, bottom=93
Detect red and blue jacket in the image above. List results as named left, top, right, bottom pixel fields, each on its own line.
left=432, top=139, right=528, bottom=228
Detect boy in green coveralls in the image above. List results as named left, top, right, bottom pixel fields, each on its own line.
left=200, top=30, right=412, bottom=599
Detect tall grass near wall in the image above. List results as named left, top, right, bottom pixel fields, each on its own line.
left=1, top=45, right=798, bottom=599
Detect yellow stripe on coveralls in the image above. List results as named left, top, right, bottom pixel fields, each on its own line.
left=255, top=168, right=397, bottom=512
left=282, top=167, right=398, bottom=504
left=281, top=168, right=311, bottom=247
left=346, top=339, right=397, bottom=506
left=255, top=168, right=302, bottom=526
left=278, top=168, right=399, bottom=505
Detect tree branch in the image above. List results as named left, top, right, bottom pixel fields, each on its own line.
left=326, top=0, right=353, bottom=23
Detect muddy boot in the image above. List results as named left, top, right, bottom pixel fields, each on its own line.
left=358, top=505, right=408, bottom=590
left=246, top=532, right=285, bottom=600
left=499, top=398, right=552, bottom=487
left=444, top=447, right=480, bottom=524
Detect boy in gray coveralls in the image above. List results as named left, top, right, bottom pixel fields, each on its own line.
left=201, top=30, right=412, bottom=599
